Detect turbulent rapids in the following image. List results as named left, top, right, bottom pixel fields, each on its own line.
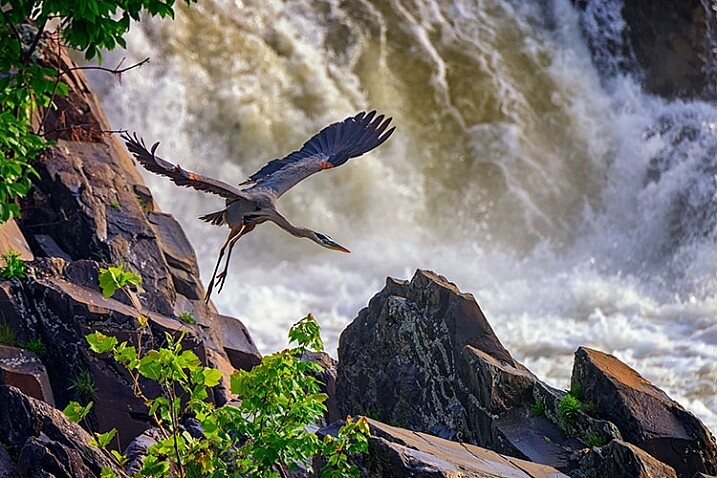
left=88, top=0, right=717, bottom=430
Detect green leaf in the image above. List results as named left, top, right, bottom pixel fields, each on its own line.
left=63, top=401, right=93, bottom=423
left=90, top=428, right=117, bottom=448
left=98, top=265, right=141, bottom=298
left=86, top=332, right=118, bottom=354
left=202, top=368, right=222, bottom=387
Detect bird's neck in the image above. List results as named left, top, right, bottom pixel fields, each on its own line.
left=270, top=213, right=318, bottom=243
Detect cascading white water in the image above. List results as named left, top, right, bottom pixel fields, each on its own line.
left=87, top=0, right=716, bottom=431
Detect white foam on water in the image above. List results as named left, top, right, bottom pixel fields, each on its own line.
left=87, top=0, right=716, bottom=431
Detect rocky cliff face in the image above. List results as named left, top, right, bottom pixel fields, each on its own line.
left=0, top=44, right=261, bottom=458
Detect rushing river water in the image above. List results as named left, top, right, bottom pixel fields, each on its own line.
left=87, top=0, right=716, bottom=431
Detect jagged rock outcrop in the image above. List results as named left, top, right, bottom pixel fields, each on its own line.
left=0, top=40, right=261, bottom=457
left=337, top=269, right=717, bottom=477
left=336, top=270, right=584, bottom=471
left=573, top=0, right=715, bottom=100
left=0, top=385, right=127, bottom=478
left=572, top=347, right=717, bottom=477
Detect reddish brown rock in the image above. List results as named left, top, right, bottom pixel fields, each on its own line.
left=572, top=347, right=717, bottom=477
left=0, top=345, right=54, bottom=406
left=363, top=418, right=569, bottom=478
left=0, top=220, right=33, bottom=261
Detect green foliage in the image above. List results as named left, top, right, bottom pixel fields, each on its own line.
left=98, top=265, right=141, bottom=298
left=530, top=397, right=545, bottom=417
left=0, top=323, right=17, bottom=346
left=20, top=337, right=46, bottom=355
left=63, top=400, right=93, bottom=423
left=0, top=0, right=197, bottom=223
left=557, top=392, right=582, bottom=431
left=77, top=314, right=369, bottom=478
left=0, top=250, right=25, bottom=280
left=70, top=369, right=98, bottom=403
left=583, top=431, right=608, bottom=448
left=178, top=311, right=197, bottom=324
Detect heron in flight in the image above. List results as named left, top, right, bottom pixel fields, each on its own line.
left=122, top=111, right=395, bottom=302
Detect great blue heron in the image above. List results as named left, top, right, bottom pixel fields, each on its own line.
left=122, top=111, right=395, bottom=302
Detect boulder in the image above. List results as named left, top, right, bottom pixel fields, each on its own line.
left=362, top=418, right=569, bottom=477
left=578, top=440, right=678, bottom=478
left=0, top=385, right=127, bottom=478
left=572, top=347, right=717, bottom=477
left=213, top=314, right=261, bottom=372
left=336, top=270, right=584, bottom=471
left=0, top=345, right=54, bottom=406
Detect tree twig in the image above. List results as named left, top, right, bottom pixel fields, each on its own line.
left=62, top=57, right=150, bottom=77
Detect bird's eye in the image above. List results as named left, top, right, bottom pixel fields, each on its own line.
left=316, top=233, right=329, bottom=242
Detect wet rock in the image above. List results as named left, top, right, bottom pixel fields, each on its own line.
left=573, top=0, right=714, bottom=100
left=21, top=267, right=233, bottom=449
left=0, top=385, right=126, bottom=478
left=336, top=270, right=582, bottom=471
left=571, top=347, right=717, bottom=477
left=363, top=418, right=569, bottom=477
left=578, top=439, right=678, bottom=478
left=0, top=345, right=54, bottom=406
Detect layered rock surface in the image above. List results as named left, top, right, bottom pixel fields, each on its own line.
left=336, top=269, right=717, bottom=477
left=0, top=41, right=261, bottom=457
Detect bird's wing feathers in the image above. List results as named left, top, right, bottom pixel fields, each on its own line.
left=122, top=133, right=247, bottom=201
left=244, top=110, right=395, bottom=197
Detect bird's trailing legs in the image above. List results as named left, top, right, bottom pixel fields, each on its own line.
left=204, top=223, right=256, bottom=303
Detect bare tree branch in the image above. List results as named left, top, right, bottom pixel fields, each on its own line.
left=62, top=57, right=150, bottom=77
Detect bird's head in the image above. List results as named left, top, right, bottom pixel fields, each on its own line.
left=314, top=232, right=350, bottom=253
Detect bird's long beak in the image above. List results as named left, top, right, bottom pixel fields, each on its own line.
left=328, top=240, right=351, bottom=253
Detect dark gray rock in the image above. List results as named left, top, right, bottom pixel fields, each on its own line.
left=213, top=314, right=261, bottom=372
left=578, top=439, right=678, bottom=478
left=573, top=0, right=715, bottom=100
left=0, top=385, right=126, bottom=478
left=572, top=347, right=717, bottom=477
left=0, top=445, right=20, bottom=478
left=336, top=270, right=583, bottom=471
left=302, top=351, right=339, bottom=426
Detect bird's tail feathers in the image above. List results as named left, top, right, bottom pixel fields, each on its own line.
left=199, top=210, right=226, bottom=226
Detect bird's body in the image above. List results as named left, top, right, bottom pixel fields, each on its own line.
left=122, top=111, right=395, bottom=302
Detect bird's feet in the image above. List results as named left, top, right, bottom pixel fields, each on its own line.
left=215, top=271, right=228, bottom=293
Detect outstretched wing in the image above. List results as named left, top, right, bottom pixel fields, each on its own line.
left=122, top=133, right=247, bottom=201
left=243, top=110, right=395, bottom=197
